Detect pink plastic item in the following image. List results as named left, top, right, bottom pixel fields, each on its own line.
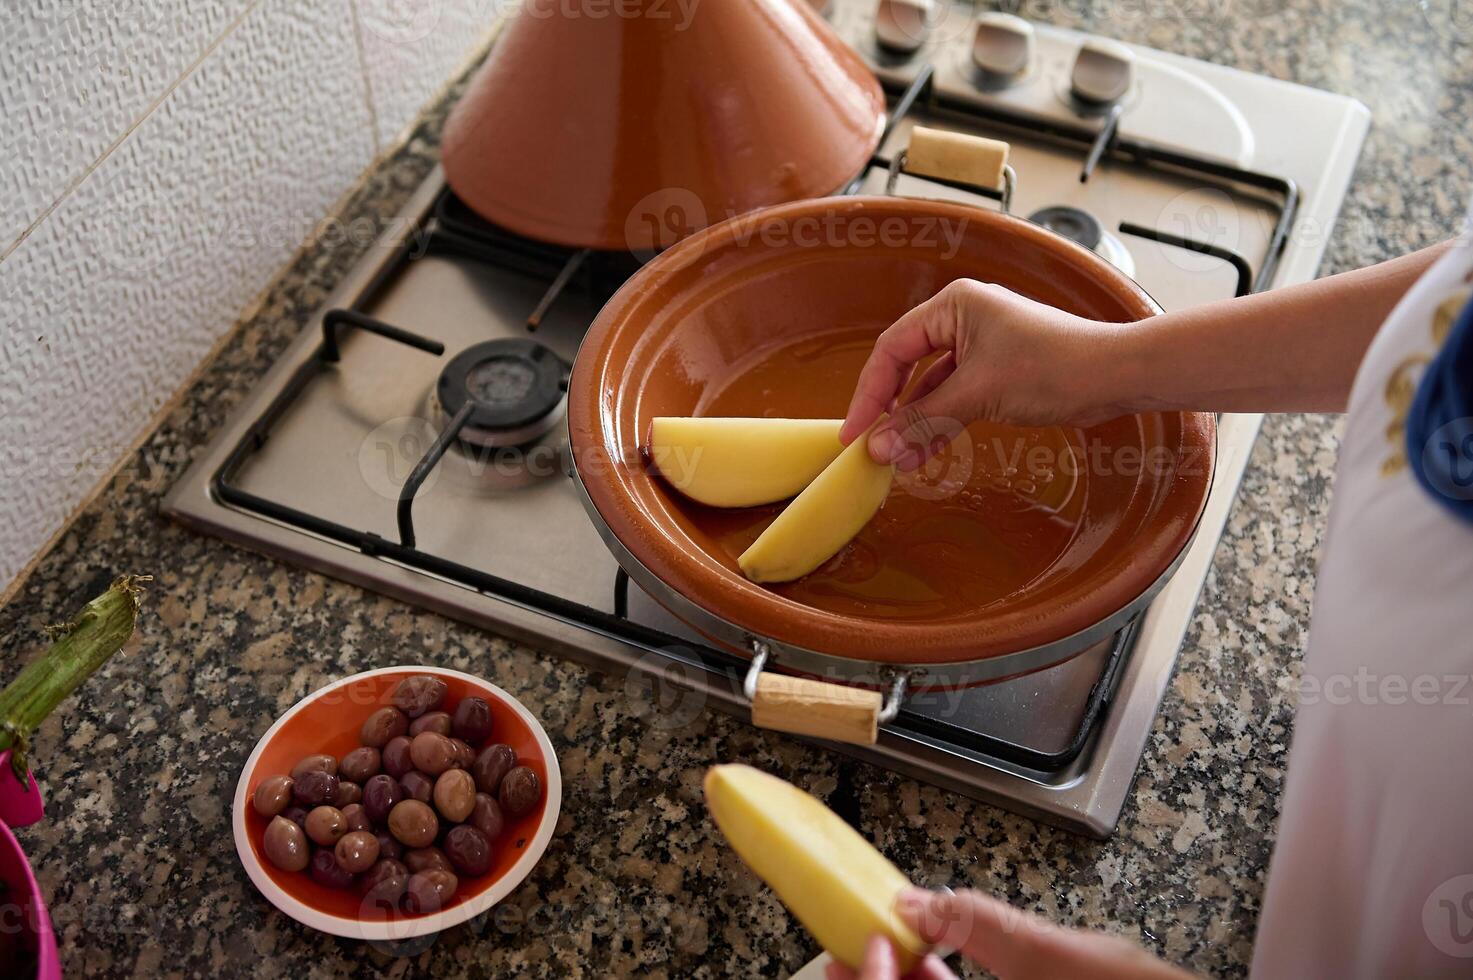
left=0, top=751, right=44, bottom=828
left=0, top=751, right=59, bottom=978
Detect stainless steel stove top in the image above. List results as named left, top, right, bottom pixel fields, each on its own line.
left=164, top=3, right=1369, bottom=836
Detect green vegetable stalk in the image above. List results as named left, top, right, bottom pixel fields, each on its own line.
left=0, top=575, right=149, bottom=782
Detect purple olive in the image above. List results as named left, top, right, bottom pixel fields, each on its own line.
left=471, top=744, right=516, bottom=795
left=341, top=803, right=372, bottom=834
left=363, top=774, right=402, bottom=825
left=451, top=698, right=492, bottom=745
left=360, top=707, right=409, bottom=748
left=309, top=848, right=357, bottom=890
left=375, top=831, right=403, bottom=862
left=404, top=846, right=453, bottom=875
left=443, top=825, right=492, bottom=877
left=252, top=775, right=294, bottom=818
left=392, top=676, right=447, bottom=719
left=291, top=754, right=338, bottom=779
left=340, top=746, right=381, bottom=783
left=360, top=859, right=409, bottom=911
left=382, top=736, right=414, bottom=779
left=293, top=770, right=339, bottom=807
left=409, top=711, right=451, bottom=737
left=333, top=780, right=362, bottom=808
left=470, top=793, right=505, bottom=841
left=498, top=767, right=541, bottom=818
left=263, top=816, right=309, bottom=872
left=448, top=738, right=475, bottom=771
left=404, top=870, right=457, bottom=914
left=400, top=770, right=434, bottom=804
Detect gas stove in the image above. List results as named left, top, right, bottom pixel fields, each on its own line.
left=164, top=2, right=1368, bottom=836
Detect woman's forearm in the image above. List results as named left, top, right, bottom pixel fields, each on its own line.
left=1109, top=241, right=1451, bottom=414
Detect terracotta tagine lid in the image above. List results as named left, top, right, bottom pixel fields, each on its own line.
left=441, top=0, right=886, bottom=252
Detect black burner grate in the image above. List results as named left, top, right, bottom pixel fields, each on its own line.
left=209, top=66, right=1295, bottom=771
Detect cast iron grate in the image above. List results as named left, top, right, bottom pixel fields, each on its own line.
left=208, top=63, right=1294, bottom=772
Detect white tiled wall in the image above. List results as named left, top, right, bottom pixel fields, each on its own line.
left=0, top=0, right=498, bottom=592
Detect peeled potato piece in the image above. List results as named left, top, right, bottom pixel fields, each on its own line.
left=738, top=425, right=894, bottom=582
left=648, top=417, right=845, bottom=508
left=704, top=764, right=927, bottom=972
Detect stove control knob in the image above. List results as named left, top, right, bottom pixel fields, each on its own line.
left=874, top=0, right=935, bottom=54
left=1070, top=38, right=1135, bottom=105
left=972, top=12, right=1034, bottom=80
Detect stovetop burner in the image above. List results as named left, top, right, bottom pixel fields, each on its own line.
left=1029, top=204, right=1101, bottom=249
left=1027, top=204, right=1135, bottom=277
left=435, top=339, right=568, bottom=449
left=164, top=6, right=1368, bottom=836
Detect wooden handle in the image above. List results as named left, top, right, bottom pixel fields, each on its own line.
left=905, top=126, right=1010, bottom=189
left=750, top=673, right=882, bottom=745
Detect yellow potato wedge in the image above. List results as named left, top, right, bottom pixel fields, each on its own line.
left=738, top=425, right=894, bottom=582
left=704, top=764, right=927, bottom=972
left=648, top=417, right=844, bottom=508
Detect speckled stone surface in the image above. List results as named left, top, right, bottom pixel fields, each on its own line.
left=1, top=3, right=1470, bottom=977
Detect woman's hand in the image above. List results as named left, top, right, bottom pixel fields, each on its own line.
left=842, top=243, right=1452, bottom=469
left=839, top=280, right=1137, bottom=470
left=823, top=888, right=1195, bottom=980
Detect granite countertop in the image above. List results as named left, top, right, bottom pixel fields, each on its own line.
left=2, top=3, right=1470, bottom=977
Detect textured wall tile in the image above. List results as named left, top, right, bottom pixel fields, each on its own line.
left=355, top=0, right=498, bottom=149
left=0, top=0, right=256, bottom=250
left=0, top=0, right=375, bottom=589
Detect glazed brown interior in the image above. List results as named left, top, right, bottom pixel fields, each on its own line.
left=442, top=0, right=885, bottom=250
left=569, top=197, right=1215, bottom=666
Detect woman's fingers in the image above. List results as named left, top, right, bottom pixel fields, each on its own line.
left=824, top=960, right=853, bottom=980
left=821, top=941, right=957, bottom=980
left=905, top=954, right=961, bottom=980
left=823, top=935, right=901, bottom=980
left=897, top=889, right=1196, bottom=980
left=841, top=291, right=961, bottom=449
left=898, top=887, right=1043, bottom=972
left=877, top=371, right=979, bottom=471
left=860, top=352, right=966, bottom=471
left=903, top=352, right=957, bottom=406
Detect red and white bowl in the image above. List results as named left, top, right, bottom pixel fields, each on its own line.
left=232, top=666, right=561, bottom=941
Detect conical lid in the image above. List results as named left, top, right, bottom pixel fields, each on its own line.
left=441, top=0, right=885, bottom=252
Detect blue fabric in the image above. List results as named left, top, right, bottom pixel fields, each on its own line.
left=1406, top=291, right=1473, bottom=522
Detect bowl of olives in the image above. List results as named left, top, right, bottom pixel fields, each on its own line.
left=232, top=667, right=560, bottom=940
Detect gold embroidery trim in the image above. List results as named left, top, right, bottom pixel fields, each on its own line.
left=1382, top=288, right=1472, bottom=475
